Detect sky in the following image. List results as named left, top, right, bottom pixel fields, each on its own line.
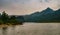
left=0, top=0, right=60, bottom=15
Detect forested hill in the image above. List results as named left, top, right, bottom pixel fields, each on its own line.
left=24, top=8, right=60, bottom=22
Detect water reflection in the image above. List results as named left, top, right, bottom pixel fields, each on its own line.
left=7, top=26, right=16, bottom=35
left=0, top=23, right=60, bottom=35
left=0, top=28, right=2, bottom=35
left=2, top=27, right=7, bottom=35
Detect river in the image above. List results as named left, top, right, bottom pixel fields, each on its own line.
left=0, top=23, right=60, bottom=35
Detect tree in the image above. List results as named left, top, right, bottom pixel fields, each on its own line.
left=0, top=11, right=24, bottom=25
left=16, top=16, right=24, bottom=25
left=9, top=16, right=17, bottom=25
left=1, top=11, right=9, bottom=24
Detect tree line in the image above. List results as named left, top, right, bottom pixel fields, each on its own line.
left=0, top=11, right=24, bottom=25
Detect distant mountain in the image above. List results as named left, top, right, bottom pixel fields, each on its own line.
left=24, top=7, right=60, bottom=22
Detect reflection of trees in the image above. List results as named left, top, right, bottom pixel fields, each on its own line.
left=2, top=27, right=7, bottom=35
left=11, top=26, right=16, bottom=35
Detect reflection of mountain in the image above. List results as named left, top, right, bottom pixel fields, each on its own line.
left=24, top=8, right=60, bottom=22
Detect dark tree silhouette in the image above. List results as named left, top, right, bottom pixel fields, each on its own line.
left=9, top=16, right=17, bottom=25
left=0, top=11, right=24, bottom=25
left=16, top=16, right=25, bottom=25
left=1, top=11, right=9, bottom=24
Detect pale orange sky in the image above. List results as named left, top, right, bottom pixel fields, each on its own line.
left=0, top=0, right=60, bottom=15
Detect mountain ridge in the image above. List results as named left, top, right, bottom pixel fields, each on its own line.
left=23, top=7, right=60, bottom=22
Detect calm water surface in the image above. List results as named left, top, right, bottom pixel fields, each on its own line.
left=0, top=23, right=60, bottom=35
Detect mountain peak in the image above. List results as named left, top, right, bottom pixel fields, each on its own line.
left=41, top=7, right=54, bottom=13
left=46, top=7, right=53, bottom=11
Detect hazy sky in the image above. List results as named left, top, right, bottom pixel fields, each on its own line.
left=0, top=0, right=60, bottom=15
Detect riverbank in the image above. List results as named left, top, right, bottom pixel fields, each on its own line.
left=0, top=24, right=23, bottom=28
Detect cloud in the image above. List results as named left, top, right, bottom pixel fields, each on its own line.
left=0, top=0, right=12, bottom=8
left=0, top=0, right=60, bottom=15
left=0, top=0, right=59, bottom=8
left=58, top=0, right=60, bottom=8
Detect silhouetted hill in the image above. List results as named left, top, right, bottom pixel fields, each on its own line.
left=24, top=7, right=60, bottom=22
